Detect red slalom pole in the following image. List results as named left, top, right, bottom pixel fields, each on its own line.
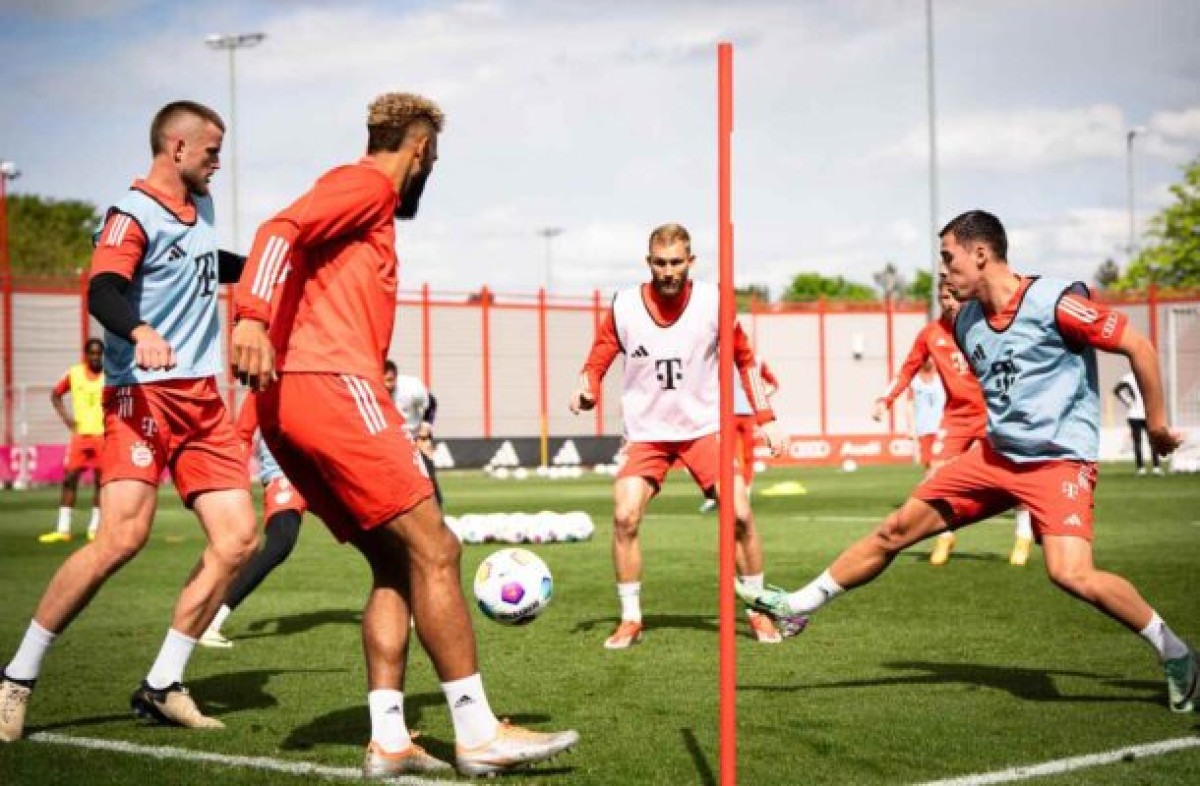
left=716, top=41, right=737, bottom=786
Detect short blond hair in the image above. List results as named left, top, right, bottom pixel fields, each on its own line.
left=366, top=92, right=445, bottom=153
left=648, top=223, right=692, bottom=254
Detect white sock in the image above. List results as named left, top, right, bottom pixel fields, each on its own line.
left=88, top=508, right=101, bottom=533
left=617, top=582, right=642, bottom=623
left=787, top=570, right=844, bottom=615
left=209, top=605, right=233, bottom=634
left=5, top=621, right=57, bottom=682
left=739, top=573, right=764, bottom=591
left=367, top=689, right=412, bottom=752
left=1140, top=612, right=1190, bottom=661
left=145, top=629, right=196, bottom=689
left=441, top=674, right=500, bottom=749
left=1014, top=509, right=1033, bottom=540
left=56, top=507, right=72, bottom=534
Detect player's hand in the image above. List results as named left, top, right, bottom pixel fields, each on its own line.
left=1147, top=424, right=1184, bottom=458
left=131, top=325, right=177, bottom=371
left=870, top=399, right=888, bottom=422
left=569, top=387, right=596, bottom=414
left=230, top=319, right=276, bottom=391
left=760, top=420, right=788, bottom=458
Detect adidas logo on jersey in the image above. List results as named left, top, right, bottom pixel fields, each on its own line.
left=631, top=345, right=649, bottom=358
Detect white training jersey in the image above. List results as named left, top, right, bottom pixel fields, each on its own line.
left=612, top=281, right=720, bottom=442
left=1116, top=371, right=1146, bottom=420
left=391, top=374, right=430, bottom=436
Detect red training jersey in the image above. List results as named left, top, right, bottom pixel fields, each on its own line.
left=234, top=158, right=400, bottom=381
left=881, top=318, right=986, bottom=438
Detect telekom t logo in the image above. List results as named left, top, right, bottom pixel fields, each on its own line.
left=655, top=358, right=683, bottom=390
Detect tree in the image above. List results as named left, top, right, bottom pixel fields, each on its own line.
left=6, top=194, right=100, bottom=276
left=782, top=272, right=876, bottom=303
left=1094, top=258, right=1120, bottom=289
left=906, top=269, right=933, bottom=302
left=1115, top=155, right=1200, bottom=290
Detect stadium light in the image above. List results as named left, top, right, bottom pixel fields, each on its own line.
left=1126, top=126, right=1148, bottom=260
left=536, top=227, right=564, bottom=293
left=204, top=32, right=266, bottom=252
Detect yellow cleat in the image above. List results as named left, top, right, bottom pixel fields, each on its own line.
left=1009, top=536, right=1033, bottom=567
left=929, top=532, right=956, bottom=566
left=37, top=531, right=72, bottom=544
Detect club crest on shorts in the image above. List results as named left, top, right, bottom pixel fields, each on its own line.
left=130, top=441, right=154, bottom=468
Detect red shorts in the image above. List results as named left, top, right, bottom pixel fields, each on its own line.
left=65, top=434, right=104, bottom=474
left=263, top=476, right=307, bottom=520
left=617, top=433, right=720, bottom=492
left=258, top=373, right=434, bottom=543
left=101, top=378, right=249, bottom=506
left=915, top=441, right=1098, bottom=541
left=933, top=434, right=979, bottom=462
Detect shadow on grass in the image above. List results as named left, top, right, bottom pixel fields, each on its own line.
left=572, top=613, right=768, bottom=641
left=234, top=609, right=363, bottom=640
left=741, top=661, right=1164, bottom=706
left=282, top=698, right=572, bottom=775
left=681, top=727, right=715, bottom=786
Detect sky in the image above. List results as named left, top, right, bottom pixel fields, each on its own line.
left=1, top=0, right=1197, bottom=299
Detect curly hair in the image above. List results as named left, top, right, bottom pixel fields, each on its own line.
left=366, top=92, right=445, bottom=153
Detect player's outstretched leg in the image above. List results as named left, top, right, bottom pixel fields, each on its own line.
left=738, top=496, right=949, bottom=631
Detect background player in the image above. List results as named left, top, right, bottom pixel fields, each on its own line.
left=199, top=393, right=307, bottom=649
left=874, top=279, right=1033, bottom=566
left=229, top=92, right=577, bottom=777
left=700, top=360, right=778, bottom=513
left=569, top=223, right=789, bottom=650
left=740, top=210, right=1197, bottom=714
left=910, top=357, right=946, bottom=469
left=1113, top=371, right=1163, bottom=475
left=41, top=339, right=106, bottom=543
left=383, top=360, right=443, bottom=505
left=1, top=101, right=258, bottom=742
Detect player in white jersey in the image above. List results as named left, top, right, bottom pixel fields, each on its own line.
left=569, top=223, right=789, bottom=649
left=383, top=361, right=443, bottom=504
left=1, top=102, right=258, bottom=742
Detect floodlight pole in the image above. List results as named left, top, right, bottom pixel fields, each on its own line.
left=536, top=227, right=564, bottom=293
left=204, top=32, right=265, bottom=254
left=925, top=0, right=940, bottom=320
left=0, top=160, right=19, bottom=451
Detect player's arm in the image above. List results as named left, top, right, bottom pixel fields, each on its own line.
left=88, top=210, right=175, bottom=371
left=874, top=327, right=929, bottom=421
left=50, top=375, right=74, bottom=431
left=570, top=307, right=620, bottom=414
left=733, top=323, right=787, bottom=457
left=1056, top=291, right=1182, bottom=457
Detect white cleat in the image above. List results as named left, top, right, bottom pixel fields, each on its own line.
left=455, top=720, right=579, bottom=776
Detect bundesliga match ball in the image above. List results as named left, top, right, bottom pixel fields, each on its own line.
left=473, top=548, right=553, bottom=625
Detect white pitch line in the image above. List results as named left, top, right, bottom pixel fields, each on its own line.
left=913, top=736, right=1200, bottom=786
left=27, top=732, right=449, bottom=785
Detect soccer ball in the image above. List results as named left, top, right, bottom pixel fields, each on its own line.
left=473, top=548, right=553, bottom=625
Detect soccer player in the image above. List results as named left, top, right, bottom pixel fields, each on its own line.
left=740, top=210, right=1198, bottom=714
left=383, top=360, right=443, bottom=505
left=910, top=358, right=946, bottom=470
left=700, top=360, right=778, bottom=514
left=0, top=101, right=259, bottom=742
left=41, top=339, right=106, bottom=543
left=1113, top=371, right=1163, bottom=475
left=199, top=393, right=307, bottom=649
left=873, top=279, right=1033, bottom=566
left=228, top=92, right=577, bottom=778
left=568, top=223, right=789, bottom=650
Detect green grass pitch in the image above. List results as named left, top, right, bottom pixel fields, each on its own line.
left=1, top=464, right=1198, bottom=784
